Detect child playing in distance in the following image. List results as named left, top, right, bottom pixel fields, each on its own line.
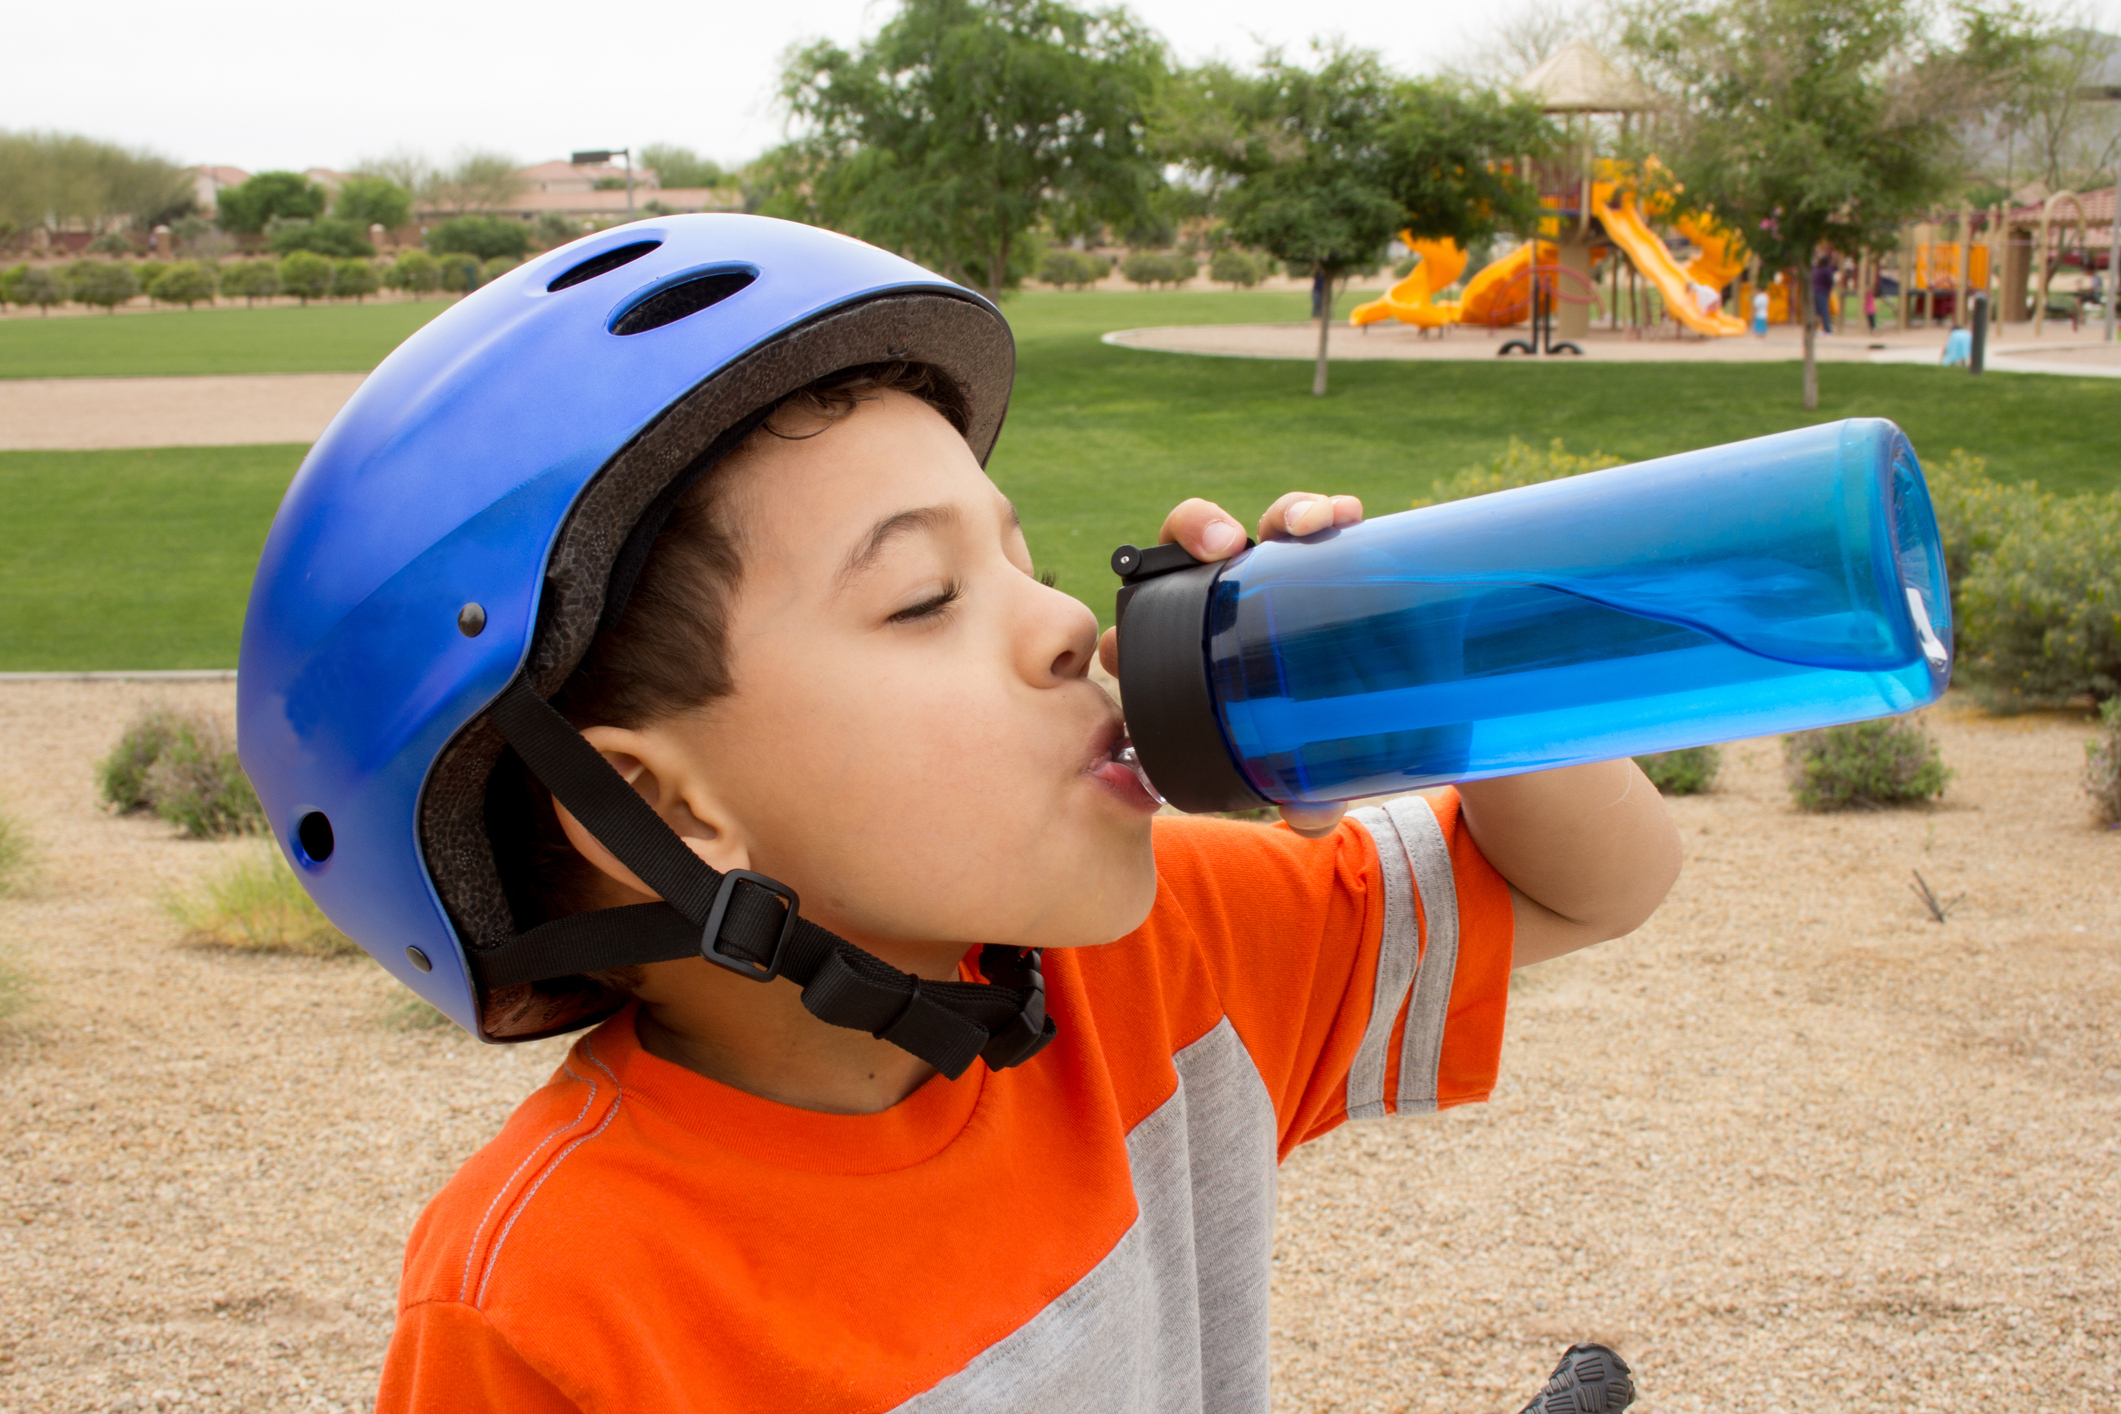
left=239, top=217, right=1681, bottom=1413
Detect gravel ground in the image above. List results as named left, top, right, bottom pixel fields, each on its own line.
left=1, top=682, right=2115, bottom=1413
left=0, top=375, right=365, bottom=451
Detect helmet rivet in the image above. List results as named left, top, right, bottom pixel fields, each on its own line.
left=457, top=603, right=487, bottom=637
left=405, top=946, right=433, bottom=973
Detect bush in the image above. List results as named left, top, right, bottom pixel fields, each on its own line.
left=86, top=230, right=133, bottom=254
left=148, top=260, right=216, bottom=307
left=1208, top=248, right=1266, bottom=288
left=1120, top=251, right=1196, bottom=289
left=215, top=171, right=327, bottom=234
left=97, top=705, right=263, bottom=838
left=532, top=211, right=585, bottom=250
left=11, top=265, right=65, bottom=313
left=1956, top=487, right=2121, bottom=711
left=331, top=174, right=412, bottom=232
left=70, top=260, right=139, bottom=311
left=1783, top=717, right=1951, bottom=811
left=164, top=847, right=356, bottom=958
left=219, top=259, right=280, bottom=304
left=136, top=259, right=169, bottom=291
left=1412, top=438, right=1626, bottom=509
left=2086, top=698, right=2121, bottom=827
left=438, top=253, right=483, bottom=294
left=1039, top=247, right=1111, bottom=289
left=333, top=257, right=381, bottom=301
left=1635, top=745, right=1722, bottom=795
left=278, top=249, right=333, bottom=303
left=480, top=255, right=519, bottom=282
left=266, top=216, right=375, bottom=258
left=427, top=214, right=530, bottom=262
left=385, top=249, right=442, bottom=297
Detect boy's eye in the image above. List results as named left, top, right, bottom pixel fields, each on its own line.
left=887, top=582, right=962, bottom=624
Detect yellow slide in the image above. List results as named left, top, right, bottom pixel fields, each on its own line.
left=1350, top=238, right=1470, bottom=328
left=1593, top=187, right=1746, bottom=336
left=1674, top=212, right=1746, bottom=292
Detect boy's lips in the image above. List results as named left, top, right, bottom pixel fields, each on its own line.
left=1087, top=723, right=1163, bottom=814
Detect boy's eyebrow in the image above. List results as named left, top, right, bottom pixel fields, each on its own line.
left=837, top=505, right=959, bottom=587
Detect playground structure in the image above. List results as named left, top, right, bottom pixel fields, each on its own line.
left=1352, top=44, right=1750, bottom=343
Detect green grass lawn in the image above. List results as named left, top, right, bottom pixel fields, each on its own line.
left=0, top=301, right=446, bottom=379
left=3, top=288, right=2117, bottom=669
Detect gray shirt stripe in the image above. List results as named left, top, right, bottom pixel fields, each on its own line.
left=1387, top=796, right=1461, bottom=1114
left=1346, top=805, right=1422, bottom=1120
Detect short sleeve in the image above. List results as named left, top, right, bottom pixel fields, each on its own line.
left=1149, top=789, right=1512, bottom=1157
left=378, top=1301, right=582, bottom=1414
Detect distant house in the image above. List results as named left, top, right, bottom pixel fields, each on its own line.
left=191, top=166, right=252, bottom=219
left=422, top=159, right=741, bottom=227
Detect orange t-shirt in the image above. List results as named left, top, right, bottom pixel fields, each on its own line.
left=378, top=796, right=1511, bottom=1413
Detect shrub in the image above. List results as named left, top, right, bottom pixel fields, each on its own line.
left=148, top=260, right=216, bottom=307
left=215, top=171, right=328, bottom=234
left=97, top=705, right=263, bottom=838
left=333, top=257, right=381, bottom=301
left=532, top=211, right=585, bottom=250
left=480, top=255, right=519, bottom=282
left=219, top=259, right=280, bottom=304
left=385, top=249, right=442, bottom=297
left=278, top=249, right=333, bottom=303
left=70, top=260, right=139, bottom=311
left=1783, top=717, right=1951, bottom=811
left=0, top=805, right=33, bottom=898
left=1209, top=247, right=1266, bottom=288
left=1955, top=487, right=2121, bottom=710
left=439, top=253, right=483, bottom=294
left=1635, top=745, right=1722, bottom=795
left=1039, top=247, right=1111, bottom=289
left=12, top=265, right=65, bottom=314
left=136, top=259, right=169, bottom=292
left=2086, top=698, right=2121, bottom=827
left=331, top=174, right=412, bottom=232
left=87, top=230, right=133, bottom=254
left=164, top=847, right=357, bottom=958
left=1120, top=251, right=1196, bottom=288
left=1412, top=438, right=1626, bottom=509
left=427, top=214, right=530, bottom=262
left=266, top=216, right=375, bottom=258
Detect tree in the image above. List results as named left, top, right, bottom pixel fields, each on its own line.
left=424, top=151, right=525, bottom=214
left=333, top=257, right=381, bottom=301
left=1209, top=246, right=1266, bottom=287
left=216, top=171, right=327, bottom=234
left=640, top=144, right=727, bottom=189
left=1171, top=45, right=1551, bottom=394
left=427, top=215, right=530, bottom=261
left=332, top=175, right=413, bottom=232
left=267, top=217, right=376, bottom=257
left=149, top=261, right=216, bottom=308
left=278, top=250, right=333, bottom=303
left=386, top=250, right=443, bottom=298
left=1627, top=0, right=2029, bottom=409
left=220, top=259, right=280, bottom=304
left=438, top=253, right=483, bottom=293
left=1039, top=246, right=1111, bottom=287
left=0, top=131, right=195, bottom=238
left=14, top=265, right=65, bottom=315
left=71, top=260, right=139, bottom=312
left=773, top=0, right=1166, bottom=298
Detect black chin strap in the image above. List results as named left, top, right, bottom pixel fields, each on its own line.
left=470, top=681, right=1055, bottom=1080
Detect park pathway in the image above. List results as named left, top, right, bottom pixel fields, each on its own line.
left=0, top=373, right=365, bottom=451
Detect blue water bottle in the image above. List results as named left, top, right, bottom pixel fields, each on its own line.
left=1112, top=418, right=1952, bottom=811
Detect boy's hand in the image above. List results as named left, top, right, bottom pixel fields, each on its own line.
left=1097, top=492, right=1364, bottom=839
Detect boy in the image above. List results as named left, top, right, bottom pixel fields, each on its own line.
left=240, top=216, right=1679, bottom=1412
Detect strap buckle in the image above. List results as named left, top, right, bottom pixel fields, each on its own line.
left=978, top=948, right=1055, bottom=1071
left=700, top=870, right=799, bottom=982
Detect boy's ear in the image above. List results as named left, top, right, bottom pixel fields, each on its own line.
left=550, top=725, right=751, bottom=900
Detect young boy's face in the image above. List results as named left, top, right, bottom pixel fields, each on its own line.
left=597, top=388, right=1162, bottom=964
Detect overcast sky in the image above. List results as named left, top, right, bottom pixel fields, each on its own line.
left=6, top=0, right=1526, bottom=176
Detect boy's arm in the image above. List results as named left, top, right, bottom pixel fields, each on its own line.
left=1459, top=761, right=1682, bottom=967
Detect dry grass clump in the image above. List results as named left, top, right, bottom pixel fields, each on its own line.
left=1783, top=716, right=1951, bottom=811
left=0, top=951, right=31, bottom=1021
left=164, top=846, right=359, bottom=958
left=2087, top=699, right=2121, bottom=826
left=0, top=803, right=34, bottom=897
left=97, top=704, right=263, bottom=839
left=1634, top=745, right=1722, bottom=795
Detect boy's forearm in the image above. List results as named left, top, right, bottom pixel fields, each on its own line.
left=1456, top=760, right=1681, bottom=967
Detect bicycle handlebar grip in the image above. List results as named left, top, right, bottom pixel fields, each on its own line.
left=1517, top=1342, right=1636, bottom=1414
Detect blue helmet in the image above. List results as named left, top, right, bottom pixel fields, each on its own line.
left=239, top=216, right=1017, bottom=1047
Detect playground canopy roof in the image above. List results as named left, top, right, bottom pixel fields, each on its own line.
left=2003, top=186, right=2116, bottom=234
left=1519, top=42, right=1660, bottom=114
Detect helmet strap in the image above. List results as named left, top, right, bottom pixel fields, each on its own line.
left=473, top=681, right=1055, bottom=1080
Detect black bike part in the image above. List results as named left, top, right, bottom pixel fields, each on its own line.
left=1110, top=543, right=1272, bottom=815
left=1517, top=1343, right=1636, bottom=1414
left=472, top=681, right=1055, bottom=1079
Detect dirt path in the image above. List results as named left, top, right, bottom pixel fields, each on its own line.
left=0, top=376, right=365, bottom=452
left=0, top=683, right=2115, bottom=1412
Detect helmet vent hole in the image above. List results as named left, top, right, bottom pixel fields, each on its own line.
left=610, top=270, right=756, bottom=336
left=296, top=811, right=335, bottom=864
left=546, top=240, right=661, bottom=293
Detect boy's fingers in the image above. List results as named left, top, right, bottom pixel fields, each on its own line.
left=1279, top=801, right=1346, bottom=838
left=1158, top=497, right=1247, bottom=561
left=1258, top=492, right=1365, bottom=541
left=1097, top=625, right=1119, bottom=677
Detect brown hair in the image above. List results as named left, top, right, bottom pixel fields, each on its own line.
left=501, top=361, right=971, bottom=937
